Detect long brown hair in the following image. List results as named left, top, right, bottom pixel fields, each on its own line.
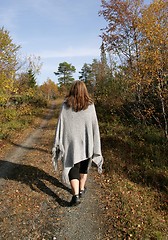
left=65, top=81, right=93, bottom=112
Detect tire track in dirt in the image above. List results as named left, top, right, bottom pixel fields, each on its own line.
left=0, top=102, right=106, bottom=240
left=0, top=104, right=54, bottom=186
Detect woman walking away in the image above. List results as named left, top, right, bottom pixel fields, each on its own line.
left=52, top=80, right=103, bottom=206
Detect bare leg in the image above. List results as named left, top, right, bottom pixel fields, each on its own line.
left=70, top=179, right=79, bottom=195
left=79, top=173, right=87, bottom=191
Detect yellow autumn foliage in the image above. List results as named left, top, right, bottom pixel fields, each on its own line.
left=138, top=0, right=168, bottom=84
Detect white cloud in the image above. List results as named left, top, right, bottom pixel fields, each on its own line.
left=37, top=47, right=100, bottom=59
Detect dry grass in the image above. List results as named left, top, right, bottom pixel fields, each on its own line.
left=0, top=99, right=167, bottom=239
left=99, top=119, right=168, bottom=239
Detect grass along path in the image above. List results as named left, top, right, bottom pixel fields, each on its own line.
left=99, top=145, right=168, bottom=239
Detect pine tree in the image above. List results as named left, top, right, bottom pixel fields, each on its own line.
left=27, top=69, right=37, bottom=88
left=54, top=62, right=76, bottom=86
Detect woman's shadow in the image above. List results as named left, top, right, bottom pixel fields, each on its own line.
left=0, top=159, right=71, bottom=207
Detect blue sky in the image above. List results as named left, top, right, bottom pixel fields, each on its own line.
left=0, top=0, right=151, bottom=85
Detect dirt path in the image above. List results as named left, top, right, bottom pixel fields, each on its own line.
left=0, top=102, right=106, bottom=240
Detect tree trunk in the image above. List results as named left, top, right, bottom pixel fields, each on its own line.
left=158, top=89, right=168, bottom=139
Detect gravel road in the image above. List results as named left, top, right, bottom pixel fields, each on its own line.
left=0, top=102, right=106, bottom=240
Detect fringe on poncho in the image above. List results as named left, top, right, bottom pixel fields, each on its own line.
left=52, top=103, right=103, bottom=185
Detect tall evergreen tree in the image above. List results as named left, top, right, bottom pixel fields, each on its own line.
left=100, top=42, right=107, bottom=67
left=79, top=63, right=92, bottom=83
left=27, top=69, right=37, bottom=88
left=54, top=62, right=76, bottom=86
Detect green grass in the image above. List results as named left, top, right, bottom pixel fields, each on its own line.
left=0, top=98, right=63, bottom=140
left=98, top=112, right=168, bottom=239
left=0, top=104, right=45, bottom=140
left=0, top=118, right=32, bottom=139
left=100, top=120, right=168, bottom=189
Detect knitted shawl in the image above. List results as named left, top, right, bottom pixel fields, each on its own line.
left=52, top=103, right=103, bottom=185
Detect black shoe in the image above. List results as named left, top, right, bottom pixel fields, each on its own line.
left=69, top=195, right=81, bottom=206
left=79, top=187, right=87, bottom=198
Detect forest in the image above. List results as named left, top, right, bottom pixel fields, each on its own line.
left=0, top=0, right=168, bottom=238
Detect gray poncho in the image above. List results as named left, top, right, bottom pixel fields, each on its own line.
left=52, top=102, right=103, bottom=185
